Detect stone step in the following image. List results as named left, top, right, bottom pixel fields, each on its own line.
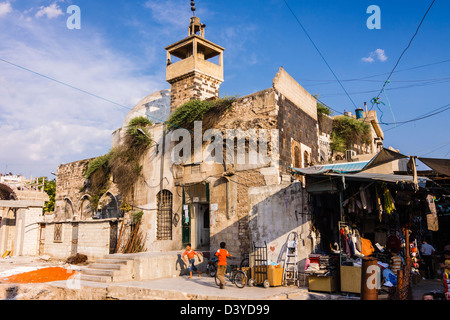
left=95, top=258, right=131, bottom=265
left=79, top=274, right=112, bottom=283
left=82, top=268, right=117, bottom=277
left=103, top=254, right=136, bottom=261
left=89, top=263, right=122, bottom=270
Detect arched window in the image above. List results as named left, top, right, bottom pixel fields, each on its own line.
left=303, top=151, right=310, bottom=168
left=157, top=190, right=173, bottom=240
left=293, top=146, right=301, bottom=168
left=101, top=192, right=119, bottom=219
left=79, top=196, right=93, bottom=220
left=64, top=198, right=74, bottom=220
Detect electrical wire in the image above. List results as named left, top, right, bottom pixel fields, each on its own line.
left=373, top=0, right=436, bottom=103
left=363, top=0, right=437, bottom=126
left=420, top=141, right=450, bottom=157
left=321, top=78, right=450, bottom=98
left=282, top=0, right=357, bottom=110
left=381, top=103, right=450, bottom=129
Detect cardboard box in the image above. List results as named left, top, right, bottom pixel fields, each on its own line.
left=340, top=266, right=361, bottom=293
left=308, top=274, right=338, bottom=293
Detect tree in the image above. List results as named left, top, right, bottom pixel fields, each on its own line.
left=37, top=177, right=56, bottom=214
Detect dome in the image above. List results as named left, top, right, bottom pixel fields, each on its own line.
left=122, top=89, right=170, bottom=128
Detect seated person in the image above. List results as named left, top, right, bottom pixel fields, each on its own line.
left=381, top=262, right=397, bottom=288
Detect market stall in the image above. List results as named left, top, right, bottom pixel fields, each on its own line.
left=296, top=166, right=443, bottom=297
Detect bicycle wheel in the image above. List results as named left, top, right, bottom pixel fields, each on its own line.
left=215, top=273, right=221, bottom=286
left=232, top=270, right=247, bottom=289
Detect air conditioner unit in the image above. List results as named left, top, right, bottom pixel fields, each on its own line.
left=346, top=150, right=357, bottom=160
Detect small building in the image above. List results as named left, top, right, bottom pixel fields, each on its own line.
left=0, top=177, right=49, bottom=257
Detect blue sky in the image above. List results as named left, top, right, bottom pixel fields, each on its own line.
left=0, top=0, right=449, bottom=178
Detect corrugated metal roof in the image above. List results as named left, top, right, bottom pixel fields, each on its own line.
left=307, top=172, right=429, bottom=188
left=293, top=160, right=370, bottom=175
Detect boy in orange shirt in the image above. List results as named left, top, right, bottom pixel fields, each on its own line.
left=215, top=242, right=232, bottom=289
left=183, top=243, right=202, bottom=278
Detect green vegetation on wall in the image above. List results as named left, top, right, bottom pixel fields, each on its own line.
left=330, top=116, right=371, bottom=153
left=37, top=177, right=56, bottom=214
left=83, top=116, right=153, bottom=210
left=166, top=96, right=237, bottom=132
left=317, top=101, right=333, bottom=117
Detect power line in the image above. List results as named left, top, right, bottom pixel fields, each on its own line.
left=282, top=0, right=357, bottom=109
left=0, top=57, right=196, bottom=135
left=364, top=0, right=437, bottom=126
left=374, top=0, right=436, bottom=102
left=381, top=104, right=450, bottom=128
left=303, top=77, right=450, bottom=86
left=420, top=141, right=450, bottom=157
left=321, top=78, right=450, bottom=98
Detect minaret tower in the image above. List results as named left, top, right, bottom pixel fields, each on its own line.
left=165, top=1, right=225, bottom=112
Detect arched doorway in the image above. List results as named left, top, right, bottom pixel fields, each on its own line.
left=99, top=192, right=119, bottom=219
left=0, top=183, right=17, bottom=200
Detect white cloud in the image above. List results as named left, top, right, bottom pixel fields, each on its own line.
left=35, top=3, right=63, bottom=19
left=0, top=2, right=12, bottom=18
left=0, top=13, right=163, bottom=177
left=362, top=49, right=388, bottom=63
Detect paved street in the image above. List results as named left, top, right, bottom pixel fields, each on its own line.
left=0, top=256, right=446, bottom=300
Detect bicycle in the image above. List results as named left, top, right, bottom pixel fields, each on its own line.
left=207, top=256, right=218, bottom=277
left=215, top=263, right=247, bottom=289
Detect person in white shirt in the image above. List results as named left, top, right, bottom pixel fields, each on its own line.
left=421, top=239, right=436, bottom=279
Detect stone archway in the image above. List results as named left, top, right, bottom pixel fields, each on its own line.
left=77, top=195, right=93, bottom=221
left=99, top=192, right=119, bottom=219
left=63, top=198, right=74, bottom=220
left=0, top=183, right=17, bottom=201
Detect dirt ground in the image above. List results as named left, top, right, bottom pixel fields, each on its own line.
left=0, top=256, right=65, bottom=272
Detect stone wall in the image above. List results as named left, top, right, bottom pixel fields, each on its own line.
left=16, top=207, right=42, bottom=256
left=169, top=71, right=221, bottom=112
left=41, top=220, right=114, bottom=260
left=54, top=159, right=92, bottom=220
left=248, top=182, right=313, bottom=269
left=276, top=92, right=319, bottom=174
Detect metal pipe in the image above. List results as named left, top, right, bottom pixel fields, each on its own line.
left=361, top=257, right=378, bottom=300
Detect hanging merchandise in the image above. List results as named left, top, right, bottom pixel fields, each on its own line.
left=360, top=238, right=375, bottom=256
left=425, top=194, right=439, bottom=231
left=359, top=186, right=367, bottom=210
left=375, top=186, right=383, bottom=221
left=382, top=183, right=395, bottom=215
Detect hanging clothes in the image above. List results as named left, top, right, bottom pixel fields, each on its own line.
left=375, top=186, right=383, bottom=221
left=366, top=187, right=373, bottom=214
left=354, top=229, right=362, bottom=252
left=360, top=186, right=368, bottom=210
left=340, top=228, right=351, bottom=256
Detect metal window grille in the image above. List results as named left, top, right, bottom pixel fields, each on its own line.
left=54, top=223, right=62, bottom=243
left=157, top=190, right=173, bottom=240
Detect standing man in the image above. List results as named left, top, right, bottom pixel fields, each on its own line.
left=215, top=242, right=231, bottom=289
left=421, top=239, right=436, bottom=279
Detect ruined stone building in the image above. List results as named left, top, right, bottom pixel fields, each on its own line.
left=0, top=176, right=49, bottom=257
left=36, top=12, right=385, bottom=266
